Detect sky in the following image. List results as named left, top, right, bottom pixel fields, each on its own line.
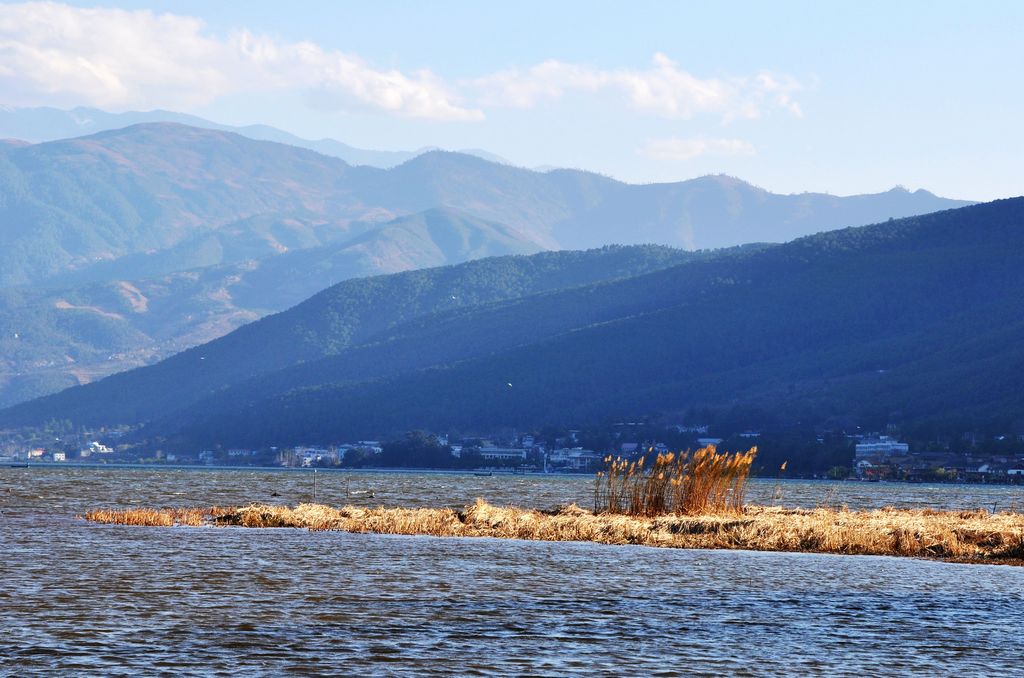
left=0, top=1, right=1021, bottom=200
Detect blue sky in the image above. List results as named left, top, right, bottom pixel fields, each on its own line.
left=2, top=1, right=1022, bottom=200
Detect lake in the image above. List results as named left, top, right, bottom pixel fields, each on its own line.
left=2, top=466, right=1023, bottom=675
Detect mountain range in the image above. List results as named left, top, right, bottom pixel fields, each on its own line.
left=5, top=199, right=1023, bottom=453
left=0, top=207, right=544, bottom=407
left=0, top=121, right=974, bottom=408
left=1, top=122, right=969, bottom=288
left=0, top=105, right=510, bottom=168
left=0, top=244, right=703, bottom=426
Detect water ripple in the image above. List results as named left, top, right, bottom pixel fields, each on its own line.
left=1, top=467, right=1023, bottom=675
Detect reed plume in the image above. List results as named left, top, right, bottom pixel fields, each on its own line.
left=594, top=445, right=757, bottom=516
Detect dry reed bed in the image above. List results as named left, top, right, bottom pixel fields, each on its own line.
left=82, top=506, right=232, bottom=527
left=596, top=446, right=757, bottom=515
left=83, top=500, right=1024, bottom=564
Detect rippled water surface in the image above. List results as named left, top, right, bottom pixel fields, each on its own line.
left=2, top=466, right=1023, bottom=675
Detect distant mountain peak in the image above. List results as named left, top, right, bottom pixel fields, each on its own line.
left=402, top=148, right=495, bottom=165
left=0, top=105, right=509, bottom=169
left=691, top=174, right=762, bottom=191
left=91, top=121, right=232, bottom=137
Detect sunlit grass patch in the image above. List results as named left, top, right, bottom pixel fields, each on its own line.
left=594, top=445, right=757, bottom=516
left=82, top=491, right=1024, bottom=563
left=82, top=506, right=231, bottom=527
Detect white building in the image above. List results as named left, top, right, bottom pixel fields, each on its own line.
left=81, top=441, right=113, bottom=457
left=548, top=447, right=602, bottom=471
left=294, top=447, right=334, bottom=466
left=479, top=446, right=527, bottom=462
left=854, top=436, right=909, bottom=458
left=673, top=424, right=709, bottom=434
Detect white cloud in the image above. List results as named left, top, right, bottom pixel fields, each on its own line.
left=0, top=2, right=482, bottom=120
left=0, top=4, right=801, bottom=126
left=470, top=52, right=802, bottom=121
left=640, top=137, right=756, bottom=161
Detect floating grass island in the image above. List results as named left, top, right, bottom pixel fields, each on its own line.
left=81, top=448, right=1024, bottom=564
left=83, top=499, right=1024, bottom=565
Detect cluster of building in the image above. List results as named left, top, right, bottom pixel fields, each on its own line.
left=263, top=428, right=735, bottom=472
left=288, top=443, right=383, bottom=467
left=452, top=434, right=605, bottom=471
left=0, top=440, right=113, bottom=463
left=454, top=430, right=730, bottom=472
left=193, top=442, right=385, bottom=467
left=854, top=435, right=1024, bottom=482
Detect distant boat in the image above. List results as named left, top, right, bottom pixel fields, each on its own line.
left=473, top=472, right=493, bottom=477
left=7, top=463, right=29, bottom=468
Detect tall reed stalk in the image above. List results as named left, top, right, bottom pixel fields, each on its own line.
left=594, top=445, right=757, bottom=516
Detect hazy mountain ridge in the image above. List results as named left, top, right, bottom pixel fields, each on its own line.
left=20, top=198, right=1020, bottom=449
left=7, top=199, right=1024, bottom=449
left=0, top=122, right=970, bottom=289
left=0, top=244, right=703, bottom=424
left=0, top=121, right=973, bottom=407
left=0, top=106, right=511, bottom=168
left=0, top=123, right=384, bottom=287
left=0, top=208, right=546, bottom=407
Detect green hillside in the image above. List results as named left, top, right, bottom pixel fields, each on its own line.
left=125, top=198, right=1024, bottom=449
left=6, top=199, right=1022, bottom=452
left=0, top=121, right=973, bottom=407
left=0, top=244, right=700, bottom=425
left=0, top=207, right=546, bottom=407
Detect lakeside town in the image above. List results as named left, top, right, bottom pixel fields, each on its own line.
left=5, top=421, right=1024, bottom=484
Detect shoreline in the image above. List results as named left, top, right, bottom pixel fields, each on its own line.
left=83, top=499, right=1024, bottom=565
left=10, top=462, right=1024, bottom=488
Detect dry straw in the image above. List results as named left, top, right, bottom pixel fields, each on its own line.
left=594, top=445, right=757, bottom=516
left=81, top=446, right=1024, bottom=565
left=82, top=506, right=230, bottom=527
left=83, top=500, right=1024, bottom=563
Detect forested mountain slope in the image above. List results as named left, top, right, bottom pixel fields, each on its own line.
left=0, top=122, right=971, bottom=407
left=0, top=207, right=543, bottom=407
left=124, top=198, right=1024, bottom=448
left=0, top=245, right=701, bottom=426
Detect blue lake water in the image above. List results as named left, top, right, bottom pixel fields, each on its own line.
left=2, top=466, right=1023, bottom=675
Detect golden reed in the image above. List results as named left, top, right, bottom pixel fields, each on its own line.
left=82, top=506, right=232, bottom=527
left=594, top=445, right=757, bottom=516
left=84, top=499, right=1024, bottom=564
